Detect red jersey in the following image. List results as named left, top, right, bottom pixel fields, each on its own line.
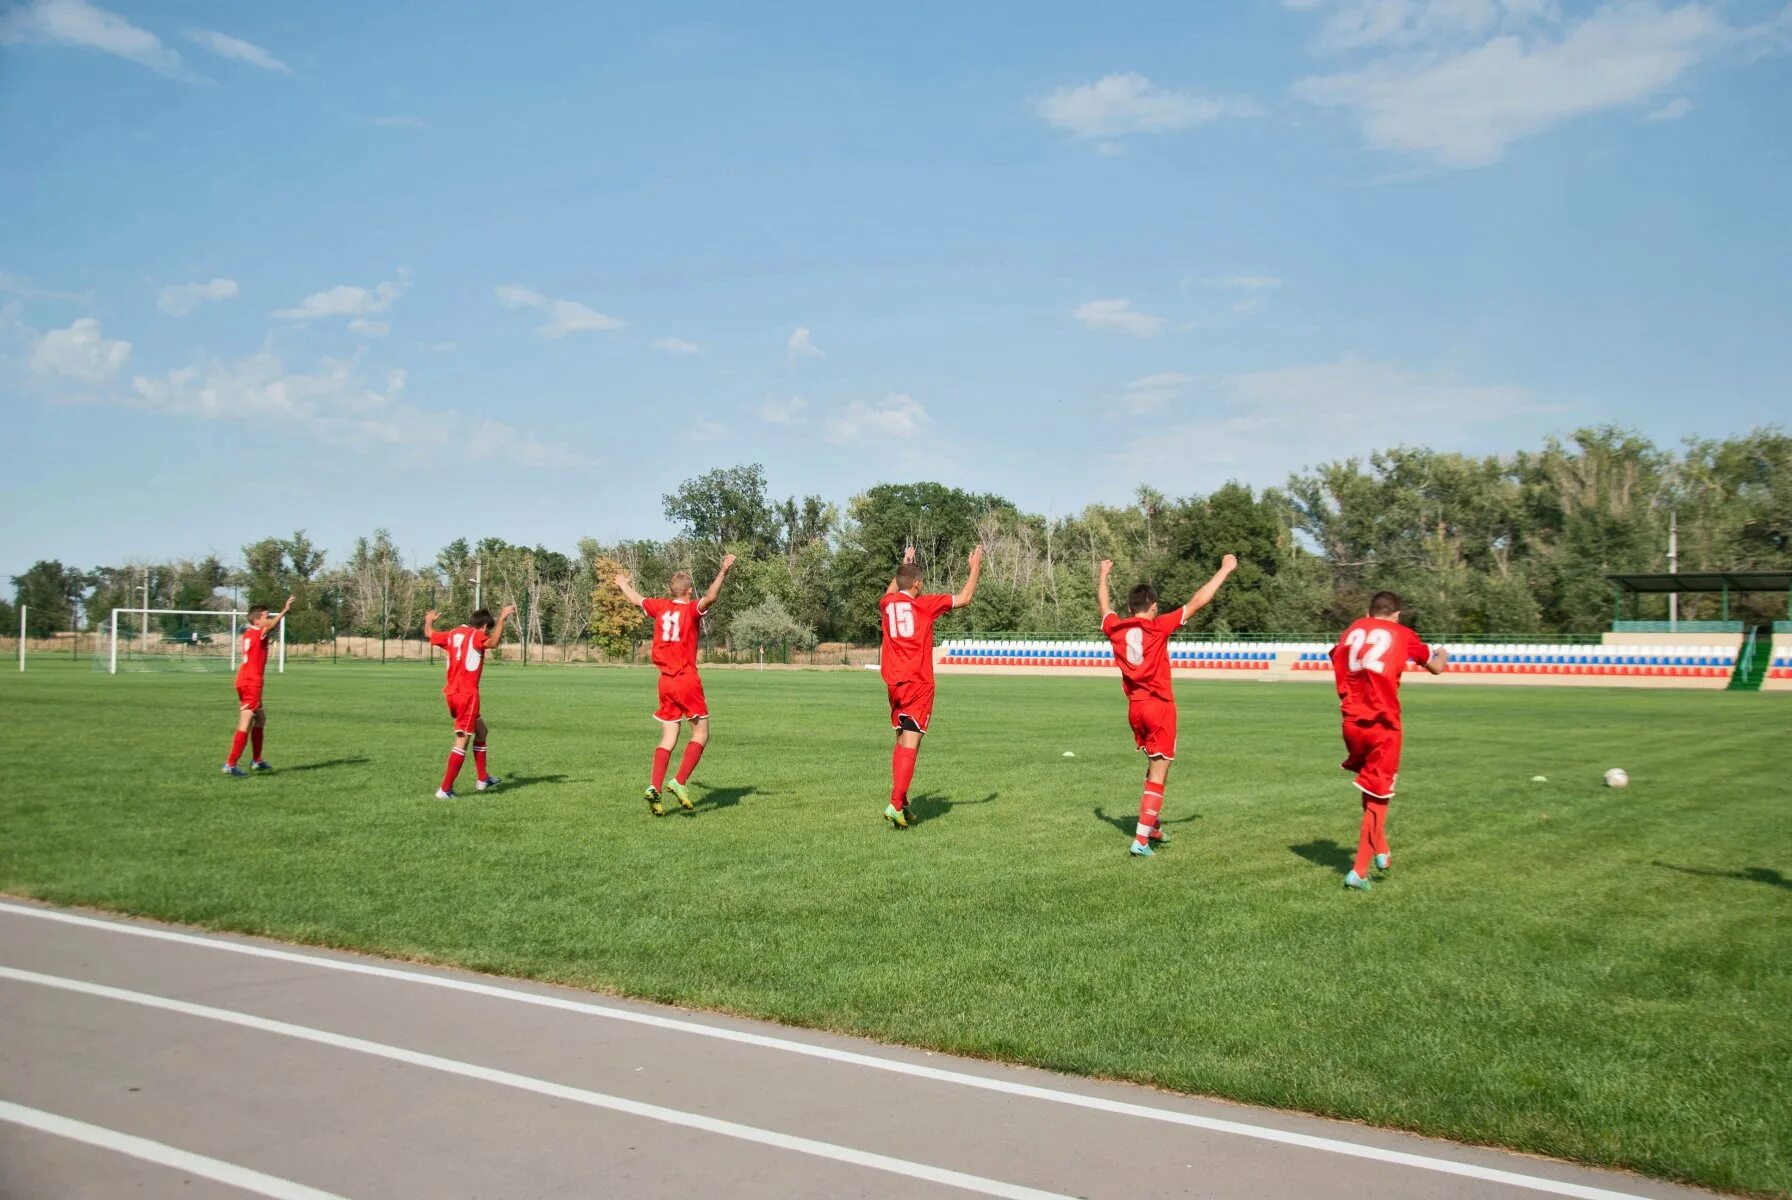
left=642, top=597, right=703, bottom=677
left=429, top=625, right=490, bottom=694
left=235, top=625, right=272, bottom=686
left=1330, top=616, right=1433, bottom=728
left=1102, top=608, right=1186, bottom=704
left=879, top=591, right=954, bottom=685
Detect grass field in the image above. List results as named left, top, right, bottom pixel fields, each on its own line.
left=3, top=659, right=1788, bottom=1194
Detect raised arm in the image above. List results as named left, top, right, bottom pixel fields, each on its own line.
left=486, top=603, right=518, bottom=647
left=1097, top=559, right=1114, bottom=618
left=698, top=553, right=737, bottom=613
left=612, top=570, right=647, bottom=610
left=1180, top=554, right=1238, bottom=621
left=952, top=545, right=984, bottom=609
left=269, top=594, right=294, bottom=627
left=885, top=545, right=916, bottom=594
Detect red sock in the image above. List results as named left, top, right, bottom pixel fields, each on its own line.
left=1353, top=796, right=1379, bottom=877
left=226, top=730, right=248, bottom=767
left=250, top=727, right=264, bottom=762
left=890, top=744, right=918, bottom=808
left=1136, top=782, right=1164, bottom=844
left=675, top=740, right=705, bottom=785
left=651, top=748, right=672, bottom=791
left=1367, top=799, right=1389, bottom=858
left=441, top=747, right=466, bottom=793
left=473, top=743, right=488, bottom=782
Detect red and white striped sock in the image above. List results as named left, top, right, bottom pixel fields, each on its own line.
left=472, top=743, right=488, bottom=781
left=1136, top=782, right=1164, bottom=845
left=441, top=747, right=467, bottom=793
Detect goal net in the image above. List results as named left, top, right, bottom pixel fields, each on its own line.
left=98, top=609, right=282, bottom=674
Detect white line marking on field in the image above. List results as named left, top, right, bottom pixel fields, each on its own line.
left=0, top=965, right=1068, bottom=1200
left=0, top=902, right=1655, bottom=1200
left=0, top=1098, right=350, bottom=1200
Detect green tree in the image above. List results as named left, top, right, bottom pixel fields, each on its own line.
left=11, top=560, right=85, bottom=636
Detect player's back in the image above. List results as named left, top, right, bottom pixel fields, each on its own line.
left=643, top=597, right=701, bottom=675
left=1102, top=609, right=1183, bottom=704
left=236, top=626, right=269, bottom=681
left=879, top=592, right=953, bottom=685
left=441, top=624, right=488, bottom=693
left=1331, top=616, right=1426, bottom=726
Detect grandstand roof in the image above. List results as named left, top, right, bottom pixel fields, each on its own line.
left=1606, top=571, right=1792, bottom=594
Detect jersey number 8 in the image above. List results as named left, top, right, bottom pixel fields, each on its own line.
left=1124, top=627, right=1145, bottom=665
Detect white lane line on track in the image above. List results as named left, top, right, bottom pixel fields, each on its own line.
left=0, top=1098, right=351, bottom=1200
left=0, top=902, right=1653, bottom=1200
left=0, top=965, right=1069, bottom=1200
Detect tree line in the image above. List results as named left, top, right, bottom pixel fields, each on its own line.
left=9, top=426, right=1789, bottom=648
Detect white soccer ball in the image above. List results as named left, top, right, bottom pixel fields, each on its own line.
left=1603, top=767, right=1629, bottom=789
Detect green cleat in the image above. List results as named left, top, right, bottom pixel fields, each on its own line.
left=1374, top=853, right=1391, bottom=873
left=884, top=803, right=909, bottom=830
left=1344, top=870, right=1372, bottom=891
left=665, top=778, right=694, bottom=812
left=644, top=786, right=665, bottom=817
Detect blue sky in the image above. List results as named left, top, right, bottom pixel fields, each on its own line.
left=2, top=0, right=1789, bottom=581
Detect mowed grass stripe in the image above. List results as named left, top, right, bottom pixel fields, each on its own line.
left=2, top=661, right=1787, bottom=1194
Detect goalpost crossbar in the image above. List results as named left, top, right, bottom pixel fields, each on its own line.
left=104, top=609, right=283, bottom=676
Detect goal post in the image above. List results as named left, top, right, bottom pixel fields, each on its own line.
left=102, top=609, right=282, bottom=675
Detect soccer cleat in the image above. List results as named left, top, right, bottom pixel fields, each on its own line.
left=221, top=765, right=247, bottom=777
left=250, top=760, right=272, bottom=772
left=1344, top=870, right=1372, bottom=891
left=1374, top=853, right=1391, bottom=873
left=476, top=775, right=502, bottom=792
left=435, top=788, right=457, bottom=800
left=883, top=803, right=909, bottom=830
left=1129, top=839, right=1154, bottom=858
left=1148, top=827, right=1170, bottom=845
left=644, top=786, right=665, bottom=817
left=665, top=778, right=694, bottom=811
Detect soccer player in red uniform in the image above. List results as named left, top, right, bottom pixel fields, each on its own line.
left=1098, top=555, right=1236, bottom=857
left=423, top=603, right=516, bottom=799
left=878, top=544, right=983, bottom=829
left=221, top=595, right=293, bottom=776
left=1329, top=590, right=1449, bottom=891
left=613, top=555, right=735, bottom=816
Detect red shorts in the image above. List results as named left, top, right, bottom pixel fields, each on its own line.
left=1342, top=720, right=1402, bottom=798
left=235, top=680, right=262, bottom=711
left=445, top=688, right=481, bottom=735
left=655, top=672, right=708, bottom=723
left=887, top=679, right=935, bottom=734
left=1127, top=697, right=1177, bottom=759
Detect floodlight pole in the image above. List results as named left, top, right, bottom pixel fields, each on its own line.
left=1668, top=512, right=1678, bottom=631
left=17, top=605, right=24, bottom=672
left=109, top=609, right=118, bottom=675
left=472, top=559, right=482, bottom=612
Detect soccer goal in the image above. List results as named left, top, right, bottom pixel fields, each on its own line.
left=100, top=609, right=283, bottom=675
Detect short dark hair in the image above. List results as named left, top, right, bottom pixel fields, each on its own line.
left=1369, top=591, right=1402, bottom=618
left=246, top=604, right=269, bottom=620
left=470, top=607, right=496, bottom=630
left=1127, top=583, right=1158, bottom=615
left=895, top=563, right=922, bottom=588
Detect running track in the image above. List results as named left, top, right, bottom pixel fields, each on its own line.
left=0, top=899, right=1712, bottom=1200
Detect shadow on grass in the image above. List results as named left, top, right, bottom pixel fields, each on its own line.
left=278, top=757, right=372, bottom=774
left=907, top=792, right=996, bottom=826
left=685, top=785, right=758, bottom=816
left=1653, top=862, right=1792, bottom=891
left=1290, top=838, right=1354, bottom=872
left=1092, top=807, right=1201, bottom=838
left=498, top=774, right=569, bottom=792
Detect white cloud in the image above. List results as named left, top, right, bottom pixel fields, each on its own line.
left=757, top=395, right=808, bottom=425
left=494, top=283, right=625, bottom=338
left=1647, top=96, right=1692, bottom=120
left=0, top=270, right=89, bottom=302
left=371, top=115, right=428, bottom=128
left=826, top=393, right=930, bottom=443
left=652, top=337, right=702, bottom=355
left=1037, top=73, right=1261, bottom=139
left=0, top=0, right=201, bottom=80
left=274, top=270, right=409, bottom=323
left=157, top=277, right=238, bottom=317
left=687, top=419, right=728, bottom=443
left=1213, top=275, right=1284, bottom=291
left=348, top=318, right=389, bottom=337
left=185, top=28, right=291, bottom=74
left=1292, top=3, right=1724, bottom=167
left=127, top=347, right=580, bottom=467
left=1074, top=298, right=1165, bottom=338
left=786, top=326, right=823, bottom=361
left=30, top=317, right=130, bottom=382
left=1115, top=372, right=1196, bottom=415
left=419, top=340, right=456, bottom=353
